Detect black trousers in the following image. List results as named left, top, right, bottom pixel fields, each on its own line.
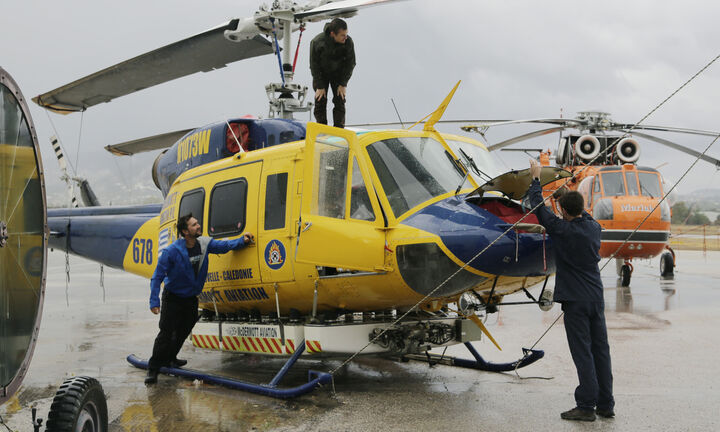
left=148, top=291, right=199, bottom=371
left=562, top=301, right=614, bottom=411
left=313, top=80, right=346, bottom=128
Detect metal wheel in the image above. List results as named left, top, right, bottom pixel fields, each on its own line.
left=0, top=67, right=47, bottom=405
left=45, top=376, right=108, bottom=432
left=620, top=264, right=631, bottom=287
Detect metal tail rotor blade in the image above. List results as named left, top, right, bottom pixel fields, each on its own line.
left=33, top=24, right=273, bottom=113
left=630, top=131, right=720, bottom=169
left=486, top=127, right=565, bottom=152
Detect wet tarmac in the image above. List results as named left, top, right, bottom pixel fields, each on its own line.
left=2, top=250, right=720, bottom=431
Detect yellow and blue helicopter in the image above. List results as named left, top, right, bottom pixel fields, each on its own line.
left=16, top=0, right=569, bottom=397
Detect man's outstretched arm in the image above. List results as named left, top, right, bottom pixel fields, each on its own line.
left=208, top=232, right=254, bottom=254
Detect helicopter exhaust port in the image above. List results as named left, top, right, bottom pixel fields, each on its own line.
left=575, top=134, right=601, bottom=162
left=616, top=137, right=641, bottom=163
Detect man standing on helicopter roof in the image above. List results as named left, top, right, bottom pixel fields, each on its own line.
left=310, top=18, right=356, bottom=128
left=527, top=159, right=615, bottom=422
left=145, top=214, right=254, bottom=384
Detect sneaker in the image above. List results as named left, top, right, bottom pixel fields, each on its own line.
left=169, top=358, right=187, bottom=368
left=144, top=369, right=159, bottom=385
left=596, top=409, right=615, bottom=418
left=561, top=407, right=596, bottom=422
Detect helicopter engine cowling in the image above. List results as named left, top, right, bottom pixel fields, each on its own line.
left=615, top=137, right=640, bottom=163
left=574, top=135, right=601, bottom=162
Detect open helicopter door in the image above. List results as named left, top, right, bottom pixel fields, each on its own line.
left=297, top=123, right=386, bottom=271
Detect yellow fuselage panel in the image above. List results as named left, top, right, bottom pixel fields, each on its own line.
left=134, top=130, right=542, bottom=315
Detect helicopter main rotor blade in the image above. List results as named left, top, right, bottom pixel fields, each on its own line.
left=462, top=118, right=585, bottom=129
left=629, top=131, right=720, bottom=169
left=615, top=124, right=720, bottom=138
left=486, top=127, right=565, bottom=152
left=296, top=0, right=408, bottom=21
left=33, top=23, right=273, bottom=114
left=104, top=128, right=196, bottom=156
left=346, top=118, right=580, bottom=128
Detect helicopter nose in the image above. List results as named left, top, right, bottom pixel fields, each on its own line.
left=398, top=196, right=554, bottom=297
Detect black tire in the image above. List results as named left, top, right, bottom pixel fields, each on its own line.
left=45, top=376, right=108, bottom=432
left=621, top=265, right=631, bottom=287
left=660, top=252, right=674, bottom=277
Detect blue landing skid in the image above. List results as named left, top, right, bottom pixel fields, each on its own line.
left=403, top=343, right=544, bottom=372
left=127, top=339, right=332, bottom=399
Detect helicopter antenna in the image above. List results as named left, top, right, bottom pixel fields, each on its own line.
left=390, top=98, right=405, bottom=128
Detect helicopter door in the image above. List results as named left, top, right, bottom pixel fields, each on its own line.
left=297, top=124, right=386, bottom=272
left=258, top=157, right=295, bottom=282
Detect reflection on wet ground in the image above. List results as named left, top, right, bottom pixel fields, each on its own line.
left=603, top=251, right=720, bottom=315
left=1, top=251, right=719, bottom=431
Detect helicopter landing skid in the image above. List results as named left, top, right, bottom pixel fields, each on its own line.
left=127, top=339, right=332, bottom=399
left=401, top=342, right=544, bottom=372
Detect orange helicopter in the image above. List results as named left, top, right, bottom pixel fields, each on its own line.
left=463, top=111, right=720, bottom=286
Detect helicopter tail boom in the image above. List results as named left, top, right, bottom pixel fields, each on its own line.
left=48, top=204, right=161, bottom=270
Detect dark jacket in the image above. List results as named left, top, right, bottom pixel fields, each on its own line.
left=527, top=179, right=604, bottom=302
left=149, top=236, right=247, bottom=308
left=309, top=25, right=356, bottom=89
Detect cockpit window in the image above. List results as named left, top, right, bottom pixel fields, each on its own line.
left=601, top=172, right=625, bottom=196
left=626, top=171, right=639, bottom=196
left=313, top=136, right=349, bottom=219
left=350, top=157, right=375, bottom=221
left=366, top=136, right=464, bottom=217
left=638, top=171, right=662, bottom=198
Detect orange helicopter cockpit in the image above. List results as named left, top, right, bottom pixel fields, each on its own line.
left=575, top=164, right=671, bottom=260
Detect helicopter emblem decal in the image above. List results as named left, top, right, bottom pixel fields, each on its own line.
left=265, top=240, right=285, bottom=270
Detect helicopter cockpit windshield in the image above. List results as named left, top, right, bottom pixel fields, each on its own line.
left=444, top=139, right=502, bottom=183
left=365, top=136, right=468, bottom=218
left=598, top=168, right=663, bottom=198
left=637, top=171, right=662, bottom=197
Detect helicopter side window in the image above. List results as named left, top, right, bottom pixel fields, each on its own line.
left=178, top=189, right=205, bottom=233
left=638, top=171, right=662, bottom=198
left=577, top=177, right=593, bottom=209
left=592, top=176, right=601, bottom=205
left=600, top=172, right=625, bottom=196
left=625, top=171, right=639, bottom=196
left=209, top=179, right=247, bottom=237
left=349, top=157, right=375, bottom=221
left=313, top=136, right=349, bottom=219
left=264, top=173, right=288, bottom=230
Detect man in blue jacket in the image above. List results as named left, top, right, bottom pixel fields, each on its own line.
left=527, top=160, right=614, bottom=421
left=145, top=213, right=253, bottom=384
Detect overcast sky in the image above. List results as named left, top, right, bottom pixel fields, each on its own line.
left=3, top=0, right=720, bottom=205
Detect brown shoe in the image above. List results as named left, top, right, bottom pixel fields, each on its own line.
left=561, top=407, right=596, bottom=422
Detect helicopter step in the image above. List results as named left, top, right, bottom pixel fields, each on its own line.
left=190, top=316, right=487, bottom=357
left=127, top=340, right=332, bottom=399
